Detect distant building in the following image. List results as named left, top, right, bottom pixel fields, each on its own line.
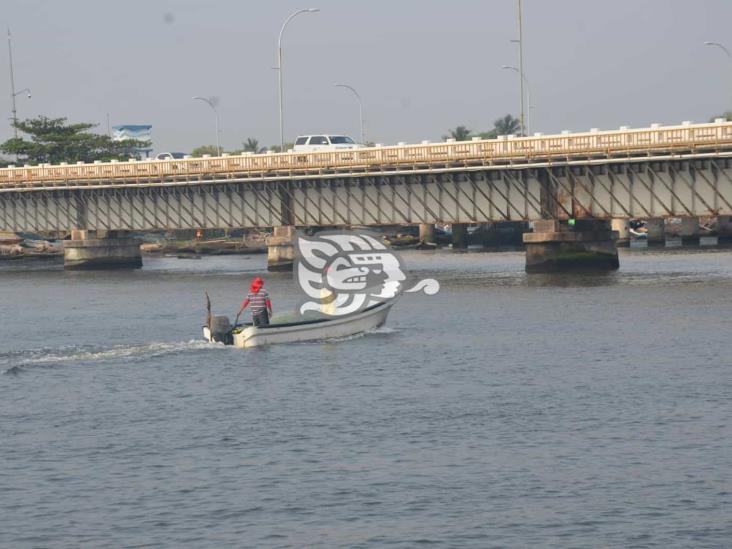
left=112, top=125, right=153, bottom=157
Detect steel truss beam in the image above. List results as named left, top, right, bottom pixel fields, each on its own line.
left=3, top=158, right=732, bottom=231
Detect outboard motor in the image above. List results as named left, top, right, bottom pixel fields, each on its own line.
left=210, top=315, right=233, bottom=345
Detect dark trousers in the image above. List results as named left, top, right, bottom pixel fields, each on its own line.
left=252, top=310, right=270, bottom=327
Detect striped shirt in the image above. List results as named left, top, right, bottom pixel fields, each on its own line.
left=246, top=289, right=269, bottom=314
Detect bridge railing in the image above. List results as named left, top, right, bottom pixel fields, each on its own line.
left=2, top=120, right=732, bottom=190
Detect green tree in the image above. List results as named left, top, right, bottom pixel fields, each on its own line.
left=710, top=111, right=732, bottom=122
left=191, top=145, right=221, bottom=157
left=473, top=115, right=523, bottom=140
left=443, top=125, right=472, bottom=141
left=0, top=116, right=150, bottom=164
left=493, top=114, right=522, bottom=136
left=268, top=143, right=294, bottom=153
left=242, top=137, right=260, bottom=153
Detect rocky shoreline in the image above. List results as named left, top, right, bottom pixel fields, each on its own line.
left=0, top=232, right=63, bottom=261
left=141, top=238, right=267, bottom=257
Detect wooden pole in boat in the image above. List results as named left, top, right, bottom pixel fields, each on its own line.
left=205, top=290, right=212, bottom=334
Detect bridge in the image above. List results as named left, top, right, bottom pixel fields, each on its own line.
left=2, top=119, right=732, bottom=271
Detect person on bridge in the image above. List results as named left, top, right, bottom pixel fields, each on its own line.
left=237, top=276, right=272, bottom=327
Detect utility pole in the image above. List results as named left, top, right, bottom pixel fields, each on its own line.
left=8, top=28, right=18, bottom=138
left=7, top=28, right=30, bottom=139
left=502, top=65, right=533, bottom=134
left=517, top=0, right=526, bottom=136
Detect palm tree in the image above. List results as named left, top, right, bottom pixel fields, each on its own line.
left=191, top=145, right=220, bottom=157
left=710, top=111, right=732, bottom=122
left=443, top=125, right=472, bottom=141
left=493, top=114, right=522, bottom=136
left=242, top=137, right=260, bottom=153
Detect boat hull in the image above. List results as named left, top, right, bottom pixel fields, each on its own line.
left=203, top=300, right=395, bottom=348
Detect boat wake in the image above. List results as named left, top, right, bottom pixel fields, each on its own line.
left=2, top=340, right=223, bottom=375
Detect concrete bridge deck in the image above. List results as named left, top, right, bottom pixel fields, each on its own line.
left=1, top=120, right=732, bottom=195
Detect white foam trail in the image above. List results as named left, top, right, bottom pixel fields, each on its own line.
left=368, top=326, right=398, bottom=334
left=3, top=339, right=223, bottom=370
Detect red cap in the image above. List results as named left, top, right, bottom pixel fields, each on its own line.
left=250, top=276, right=264, bottom=292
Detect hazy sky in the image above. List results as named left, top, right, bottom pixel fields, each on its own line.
left=3, top=0, right=732, bottom=153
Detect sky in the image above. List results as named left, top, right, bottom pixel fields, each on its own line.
left=3, top=0, right=732, bottom=154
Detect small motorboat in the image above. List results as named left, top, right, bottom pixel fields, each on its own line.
left=203, top=299, right=396, bottom=348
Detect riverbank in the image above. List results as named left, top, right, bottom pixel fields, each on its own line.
left=0, top=231, right=270, bottom=262
left=0, top=232, right=62, bottom=261
left=141, top=238, right=267, bottom=257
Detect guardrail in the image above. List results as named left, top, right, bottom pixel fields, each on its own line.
left=2, top=120, right=732, bottom=191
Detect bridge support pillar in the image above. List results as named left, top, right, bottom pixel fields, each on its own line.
left=452, top=223, right=468, bottom=250
left=645, top=218, right=665, bottom=244
left=665, top=217, right=699, bottom=244
left=523, top=220, right=619, bottom=273
left=266, top=226, right=295, bottom=272
left=419, top=223, right=435, bottom=244
left=63, top=230, right=142, bottom=270
left=717, top=216, right=732, bottom=241
left=612, top=219, right=630, bottom=247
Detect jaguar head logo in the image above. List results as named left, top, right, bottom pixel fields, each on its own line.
left=296, top=231, right=438, bottom=316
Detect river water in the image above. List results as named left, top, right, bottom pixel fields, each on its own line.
left=1, top=248, right=731, bottom=548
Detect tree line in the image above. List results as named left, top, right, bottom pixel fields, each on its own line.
left=0, top=117, right=150, bottom=166
left=3, top=111, right=732, bottom=167
left=443, top=114, right=522, bottom=142
left=0, top=116, right=303, bottom=165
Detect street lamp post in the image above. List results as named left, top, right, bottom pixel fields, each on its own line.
left=192, top=96, right=221, bottom=156
left=704, top=41, right=732, bottom=109
left=7, top=28, right=31, bottom=138
left=502, top=65, right=532, bottom=134
left=276, top=8, right=319, bottom=152
left=510, top=0, right=526, bottom=136
left=334, top=83, right=365, bottom=144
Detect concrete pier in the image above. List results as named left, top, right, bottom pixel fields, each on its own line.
left=452, top=223, right=468, bottom=249
left=523, top=219, right=619, bottom=273
left=664, top=217, right=699, bottom=244
left=419, top=223, right=435, bottom=244
left=267, top=226, right=296, bottom=272
left=612, top=218, right=630, bottom=247
left=63, top=230, right=142, bottom=270
left=718, top=215, right=732, bottom=241
left=645, top=218, right=665, bottom=244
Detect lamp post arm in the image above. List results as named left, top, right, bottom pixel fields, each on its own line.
left=705, top=41, right=732, bottom=60
left=335, top=84, right=365, bottom=143
left=193, top=96, right=221, bottom=156
left=278, top=9, right=313, bottom=52
left=277, top=8, right=318, bottom=151
left=704, top=41, right=732, bottom=114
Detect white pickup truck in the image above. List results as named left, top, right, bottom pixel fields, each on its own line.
left=292, top=135, right=362, bottom=152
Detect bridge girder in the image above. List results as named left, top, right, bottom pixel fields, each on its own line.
left=1, top=158, right=732, bottom=232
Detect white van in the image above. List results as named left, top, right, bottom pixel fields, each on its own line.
left=292, top=135, right=361, bottom=152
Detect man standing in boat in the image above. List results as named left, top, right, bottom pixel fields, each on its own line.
left=237, top=276, right=272, bottom=326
